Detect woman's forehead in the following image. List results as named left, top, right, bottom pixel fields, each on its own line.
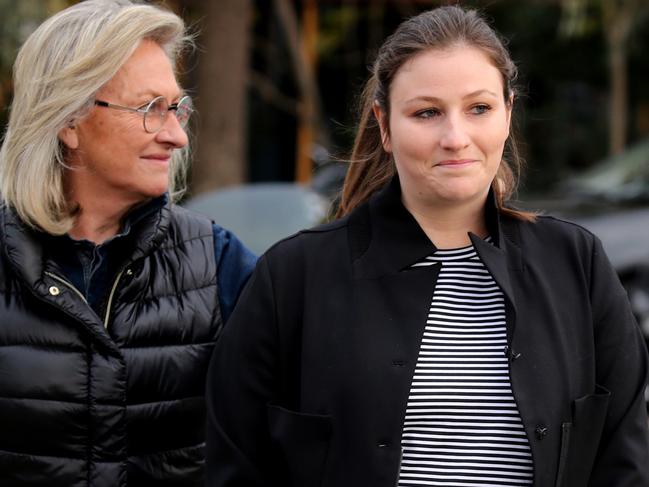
left=389, top=47, right=504, bottom=101
left=99, top=40, right=180, bottom=101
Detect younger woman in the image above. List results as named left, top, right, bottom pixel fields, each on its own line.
left=206, top=6, right=649, bottom=486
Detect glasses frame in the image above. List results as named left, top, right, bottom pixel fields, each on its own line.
left=93, top=95, right=192, bottom=133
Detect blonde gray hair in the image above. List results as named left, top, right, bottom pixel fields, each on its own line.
left=0, top=0, right=193, bottom=234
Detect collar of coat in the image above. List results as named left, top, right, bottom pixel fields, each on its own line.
left=348, top=176, right=524, bottom=312
left=0, top=195, right=172, bottom=291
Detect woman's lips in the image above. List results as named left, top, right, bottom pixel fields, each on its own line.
left=437, top=159, right=477, bottom=167
left=142, top=154, right=170, bottom=161
left=141, top=154, right=171, bottom=166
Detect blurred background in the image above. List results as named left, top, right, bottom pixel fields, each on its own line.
left=1, top=0, right=649, bottom=342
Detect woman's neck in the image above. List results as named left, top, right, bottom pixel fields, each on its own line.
left=402, top=194, right=488, bottom=249
left=64, top=165, right=143, bottom=244
left=67, top=198, right=133, bottom=244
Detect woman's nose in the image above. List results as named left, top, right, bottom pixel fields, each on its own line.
left=155, top=111, right=189, bottom=148
left=439, top=116, right=470, bottom=151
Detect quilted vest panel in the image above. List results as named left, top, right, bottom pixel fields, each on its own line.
left=0, top=204, right=220, bottom=487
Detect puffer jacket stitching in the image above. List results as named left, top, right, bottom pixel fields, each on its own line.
left=0, top=203, right=220, bottom=486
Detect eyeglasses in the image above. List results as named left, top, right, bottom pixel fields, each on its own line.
left=94, top=95, right=193, bottom=133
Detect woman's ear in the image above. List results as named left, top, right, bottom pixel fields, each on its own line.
left=506, top=93, right=514, bottom=132
left=58, top=123, right=79, bottom=150
left=372, top=101, right=391, bottom=152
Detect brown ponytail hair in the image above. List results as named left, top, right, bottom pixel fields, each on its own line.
left=336, top=5, right=534, bottom=221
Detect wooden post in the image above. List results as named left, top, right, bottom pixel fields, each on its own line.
left=193, top=0, right=252, bottom=193
left=295, top=0, right=318, bottom=183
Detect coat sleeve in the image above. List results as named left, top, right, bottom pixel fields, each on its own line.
left=588, top=234, right=649, bottom=486
left=205, top=254, right=279, bottom=486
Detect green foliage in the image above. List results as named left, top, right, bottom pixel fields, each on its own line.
left=559, top=0, right=602, bottom=38
left=318, top=6, right=361, bottom=57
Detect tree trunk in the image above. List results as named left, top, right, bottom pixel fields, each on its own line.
left=602, top=0, right=636, bottom=155
left=295, top=0, right=318, bottom=183
left=608, top=36, right=628, bottom=155
left=274, top=0, right=325, bottom=183
left=192, top=0, right=252, bottom=194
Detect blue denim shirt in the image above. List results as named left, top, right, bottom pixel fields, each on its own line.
left=47, top=196, right=256, bottom=323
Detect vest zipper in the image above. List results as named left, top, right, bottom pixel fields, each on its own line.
left=44, top=271, right=88, bottom=305
left=103, top=268, right=126, bottom=329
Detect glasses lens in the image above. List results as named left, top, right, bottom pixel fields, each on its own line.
left=143, top=97, right=168, bottom=133
left=175, top=96, right=193, bottom=129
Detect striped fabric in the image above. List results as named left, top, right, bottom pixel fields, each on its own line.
left=398, top=239, right=533, bottom=486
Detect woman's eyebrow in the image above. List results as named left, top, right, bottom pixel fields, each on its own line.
left=402, top=90, right=500, bottom=105
left=132, top=89, right=184, bottom=100
left=463, top=89, right=499, bottom=99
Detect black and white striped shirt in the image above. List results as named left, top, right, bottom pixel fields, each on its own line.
left=398, top=239, right=533, bottom=486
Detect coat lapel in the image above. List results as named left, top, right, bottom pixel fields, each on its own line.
left=342, top=179, right=444, bottom=463
left=474, top=214, right=563, bottom=486
left=351, top=177, right=437, bottom=279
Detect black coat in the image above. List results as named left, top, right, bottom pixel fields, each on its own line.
left=206, top=179, right=649, bottom=487
left=0, top=203, right=221, bottom=486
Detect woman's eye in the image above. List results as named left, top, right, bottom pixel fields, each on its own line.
left=415, top=108, right=440, bottom=119
left=470, top=104, right=491, bottom=115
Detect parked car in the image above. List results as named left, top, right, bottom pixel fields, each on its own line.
left=184, top=182, right=329, bottom=255
left=520, top=138, right=649, bottom=343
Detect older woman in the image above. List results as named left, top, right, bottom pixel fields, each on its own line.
left=0, top=1, right=255, bottom=485
left=205, top=5, right=649, bottom=487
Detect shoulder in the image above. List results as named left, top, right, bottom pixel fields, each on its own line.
left=503, top=213, right=607, bottom=281
left=262, top=215, right=349, bottom=260
left=169, top=204, right=212, bottom=224
left=241, top=215, right=352, bottom=287
left=168, top=204, right=214, bottom=237
left=507, top=213, right=599, bottom=251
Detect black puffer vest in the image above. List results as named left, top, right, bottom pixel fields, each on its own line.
left=0, top=202, right=221, bottom=486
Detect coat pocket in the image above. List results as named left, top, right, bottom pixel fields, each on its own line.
left=267, top=404, right=332, bottom=487
left=555, top=385, right=610, bottom=487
